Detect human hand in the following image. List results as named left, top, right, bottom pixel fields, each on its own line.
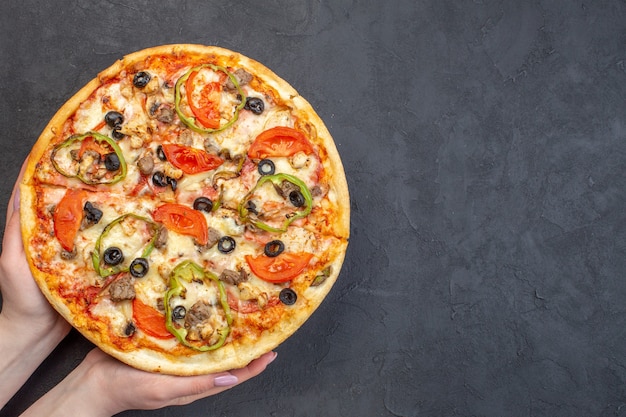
left=21, top=348, right=278, bottom=416
left=0, top=164, right=71, bottom=408
left=0, top=163, right=70, bottom=340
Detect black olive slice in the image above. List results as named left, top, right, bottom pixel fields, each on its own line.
left=111, top=125, right=125, bottom=140
left=279, top=288, right=297, bottom=305
left=104, top=111, right=124, bottom=128
left=217, top=236, right=236, bottom=254
left=264, top=240, right=285, bottom=257
left=193, top=197, right=213, bottom=212
left=104, top=152, right=121, bottom=171
left=156, top=145, right=167, bottom=161
left=103, top=247, right=124, bottom=266
left=152, top=171, right=167, bottom=187
left=133, top=71, right=151, bottom=88
left=289, top=190, right=305, bottom=207
left=124, top=321, right=136, bottom=336
left=166, top=176, right=177, bottom=191
left=172, top=305, right=186, bottom=320
left=244, top=97, right=265, bottom=115
left=258, top=159, right=275, bottom=176
left=129, top=258, right=149, bottom=278
left=83, top=201, right=103, bottom=224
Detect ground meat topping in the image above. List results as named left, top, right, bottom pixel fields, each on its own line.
left=219, top=268, right=248, bottom=285
left=109, top=276, right=136, bottom=302
left=224, top=68, right=252, bottom=90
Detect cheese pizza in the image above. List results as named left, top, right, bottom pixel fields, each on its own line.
left=19, top=44, right=349, bottom=375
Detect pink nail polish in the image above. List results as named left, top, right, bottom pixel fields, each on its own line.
left=214, top=375, right=238, bottom=387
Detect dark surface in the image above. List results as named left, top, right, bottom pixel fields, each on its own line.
left=1, top=1, right=625, bottom=416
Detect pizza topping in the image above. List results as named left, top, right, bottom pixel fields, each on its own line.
left=111, top=126, right=126, bottom=140
left=124, top=321, right=136, bottom=337
left=109, top=275, right=136, bottom=302
left=103, top=247, right=124, bottom=266
left=137, top=155, right=154, bottom=175
left=244, top=97, right=265, bottom=115
left=279, top=288, right=297, bottom=305
left=239, top=173, right=312, bottom=233
left=169, top=305, right=185, bottom=320
left=206, top=227, right=221, bottom=249
left=219, top=268, right=248, bottom=286
left=93, top=214, right=160, bottom=277
left=51, top=132, right=127, bottom=185
left=156, top=145, right=167, bottom=161
left=289, top=190, right=306, bottom=208
left=161, top=144, right=224, bottom=175
left=264, top=240, right=285, bottom=257
left=217, top=236, right=236, bottom=254
left=193, top=196, right=214, bottom=212
left=82, top=201, right=103, bottom=226
left=53, top=189, right=88, bottom=252
left=154, top=226, right=168, bottom=249
left=133, top=71, right=152, bottom=88
left=129, top=258, right=149, bottom=278
left=311, top=266, right=332, bottom=287
left=104, top=152, right=121, bottom=171
left=245, top=252, right=314, bottom=283
left=149, top=102, right=176, bottom=123
left=153, top=203, right=209, bottom=245
left=104, top=111, right=124, bottom=128
left=289, top=151, right=309, bottom=169
left=257, top=159, right=275, bottom=176
left=164, top=261, right=232, bottom=351
left=175, top=64, right=246, bottom=133
left=247, top=126, right=316, bottom=159
left=152, top=171, right=168, bottom=187
left=132, top=297, right=173, bottom=339
left=223, top=68, right=252, bottom=90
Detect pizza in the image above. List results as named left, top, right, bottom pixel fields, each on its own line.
left=19, top=44, right=349, bottom=375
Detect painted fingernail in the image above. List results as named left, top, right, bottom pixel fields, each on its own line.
left=214, top=375, right=239, bottom=387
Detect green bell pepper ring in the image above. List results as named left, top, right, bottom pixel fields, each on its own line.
left=174, top=64, right=246, bottom=134
left=238, top=173, right=313, bottom=233
left=164, top=261, right=232, bottom=351
left=51, top=131, right=127, bottom=185
left=92, top=214, right=160, bottom=277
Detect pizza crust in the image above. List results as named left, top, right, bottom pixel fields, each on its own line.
left=20, top=44, right=349, bottom=375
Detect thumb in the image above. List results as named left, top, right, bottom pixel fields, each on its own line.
left=2, top=196, right=24, bottom=257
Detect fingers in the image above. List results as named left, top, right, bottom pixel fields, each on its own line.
left=85, top=348, right=277, bottom=411
left=1, top=204, right=24, bottom=259
left=165, top=351, right=278, bottom=405
left=5, top=159, right=28, bottom=233
left=231, top=351, right=278, bottom=383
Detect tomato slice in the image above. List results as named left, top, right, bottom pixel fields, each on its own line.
left=247, top=126, right=315, bottom=159
left=53, top=189, right=88, bottom=252
left=132, top=298, right=174, bottom=339
left=77, top=135, right=110, bottom=159
left=186, top=70, right=222, bottom=129
left=245, top=252, right=314, bottom=283
left=153, top=203, right=208, bottom=245
left=161, top=144, right=224, bottom=174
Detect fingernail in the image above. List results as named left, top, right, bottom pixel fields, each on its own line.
left=214, top=374, right=239, bottom=387
left=268, top=351, right=278, bottom=364
left=13, top=188, right=20, bottom=211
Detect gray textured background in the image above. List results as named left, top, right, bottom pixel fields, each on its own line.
left=1, top=1, right=625, bottom=416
